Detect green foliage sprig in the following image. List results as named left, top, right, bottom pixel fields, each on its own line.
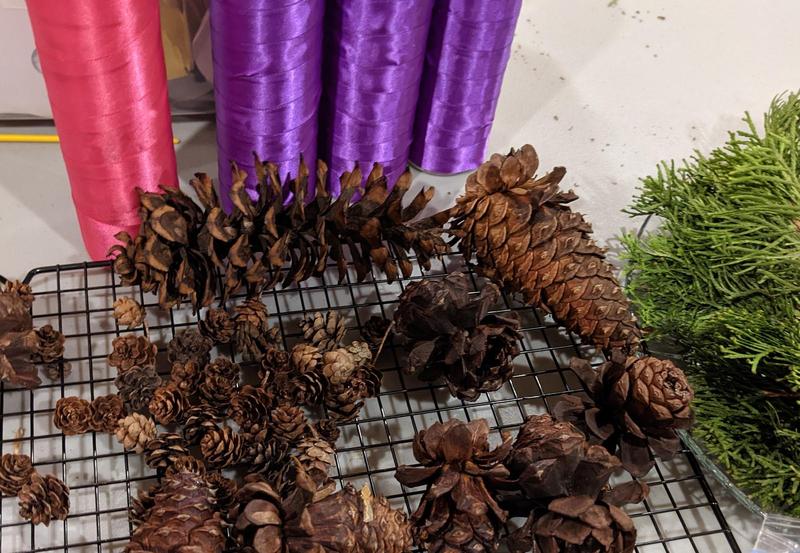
left=622, top=92, right=800, bottom=515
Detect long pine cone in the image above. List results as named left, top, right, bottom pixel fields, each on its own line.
left=449, top=144, right=641, bottom=351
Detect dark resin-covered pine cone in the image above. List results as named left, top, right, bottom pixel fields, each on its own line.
left=143, top=433, right=191, bottom=470
left=234, top=297, right=280, bottom=359
left=167, top=328, right=213, bottom=366
left=53, top=396, right=92, bottom=435
left=0, top=453, right=34, bottom=496
left=448, top=145, right=641, bottom=351
left=35, top=325, right=65, bottom=364
left=556, top=351, right=694, bottom=477
left=90, top=394, right=126, bottom=433
left=393, top=273, right=522, bottom=401
left=148, top=384, right=187, bottom=425
left=395, top=419, right=512, bottom=553
left=199, top=307, right=234, bottom=344
left=299, top=311, right=346, bottom=352
left=108, top=334, right=157, bottom=373
left=18, top=473, right=70, bottom=526
left=115, top=364, right=161, bottom=412
left=200, top=426, right=244, bottom=469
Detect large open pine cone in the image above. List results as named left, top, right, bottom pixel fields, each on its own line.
left=556, top=351, right=694, bottom=477
left=393, top=273, right=522, bottom=401
left=18, top=473, right=70, bottom=526
left=395, top=419, right=512, bottom=553
left=448, top=145, right=641, bottom=351
left=0, top=453, right=34, bottom=496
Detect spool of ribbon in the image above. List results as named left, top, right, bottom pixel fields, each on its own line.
left=319, top=0, right=434, bottom=194
left=410, top=0, right=522, bottom=174
left=25, top=0, right=178, bottom=261
left=211, top=0, right=324, bottom=209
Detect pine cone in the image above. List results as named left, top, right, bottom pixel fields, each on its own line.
left=166, top=454, right=207, bottom=478
left=206, top=356, right=242, bottom=383
left=291, top=343, right=323, bottom=374
left=200, top=426, right=244, bottom=469
left=116, top=413, right=157, bottom=453
left=233, top=297, right=280, bottom=359
left=183, top=404, right=222, bottom=445
left=229, top=385, right=273, bottom=433
left=0, top=292, right=40, bottom=388
left=124, top=466, right=226, bottom=553
left=296, top=436, right=335, bottom=480
left=241, top=430, right=289, bottom=476
left=259, top=347, right=290, bottom=383
left=270, top=404, right=309, bottom=444
left=0, top=453, right=34, bottom=496
left=108, top=334, right=157, bottom=373
left=169, top=359, right=203, bottom=394
left=130, top=484, right=157, bottom=528
left=199, top=307, right=234, bottom=344
left=112, top=297, right=145, bottom=329
left=346, top=340, right=372, bottom=368
left=299, top=311, right=346, bottom=352
left=148, top=384, right=187, bottom=425
left=287, top=370, right=326, bottom=407
left=395, top=419, right=512, bottom=553
left=90, top=394, right=126, bottom=433
left=393, top=273, right=522, bottom=401
left=198, top=374, right=237, bottom=416
left=313, top=419, right=341, bottom=445
left=3, top=280, right=34, bottom=308
left=322, top=348, right=356, bottom=386
left=555, top=352, right=694, bottom=477
left=206, top=471, right=238, bottom=521
left=53, top=396, right=92, bottom=435
left=143, top=433, right=191, bottom=470
left=18, top=473, right=69, bottom=526
left=115, top=364, right=161, bottom=411
left=34, top=325, right=65, bottom=364
left=361, top=315, right=392, bottom=352
left=324, top=385, right=364, bottom=424
left=44, top=362, right=71, bottom=382
left=167, top=328, right=213, bottom=366
left=449, top=145, right=641, bottom=351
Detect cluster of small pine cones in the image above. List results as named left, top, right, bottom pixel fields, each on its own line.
left=0, top=450, right=69, bottom=526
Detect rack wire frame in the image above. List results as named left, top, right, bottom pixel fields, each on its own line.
left=0, top=256, right=742, bottom=553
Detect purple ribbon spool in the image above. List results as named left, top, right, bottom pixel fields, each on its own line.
left=410, top=0, right=522, bottom=174
left=319, top=0, right=435, bottom=195
left=211, top=0, right=324, bottom=210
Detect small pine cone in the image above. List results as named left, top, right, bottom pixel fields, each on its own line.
left=112, top=297, right=145, bottom=329
left=35, top=325, right=65, bottom=364
left=299, top=311, right=346, bottom=352
left=259, top=347, right=290, bottom=383
left=3, top=280, right=34, bottom=308
left=313, top=419, right=341, bottom=445
left=206, top=356, right=241, bottom=384
left=167, top=328, right=213, bottom=366
left=233, top=297, right=280, bottom=359
left=288, top=371, right=325, bottom=407
left=322, top=348, right=356, bottom=386
left=290, top=343, right=322, bottom=374
left=165, top=455, right=207, bottom=478
left=200, top=426, right=244, bottom=469
left=207, top=472, right=238, bottom=521
left=53, top=396, right=92, bottom=435
left=242, top=430, right=289, bottom=476
left=0, top=453, right=34, bottom=496
left=44, top=363, right=71, bottom=382
left=108, top=334, right=157, bottom=373
left=148, top=385, right=187, bottom=425
left=229, top=385, right=273, bottom=432
left=143, top=433, right=190, bottom=470
left=115, top=413, right=157, bottom=453
left=130, top=484, right=157, bottom=528
left=115, top=365, right=161, bottom=412
left=199, top=308, right=234, bottom=344
left=183, top=404, right=221, bottom=445
left=352, top=364, right=382, bottom=398
left=296, top=436, right=335, bottom=478
left=199, top=374, right=237, bottom=416
left=325, top=386, right=364, bottom=423
left=362, top=315, right=392, bottom=351
left=169, top=360, right=203, bottom=394
left=346, top=340, right=372, bottom=368
left=18, top=473, right=70, bottom=526
left=270, top=404, right=309, bottom=444
left=90, top=394, right=126, bottom=433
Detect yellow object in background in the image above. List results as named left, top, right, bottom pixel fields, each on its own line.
left=0, top=134, right=181, bottom=144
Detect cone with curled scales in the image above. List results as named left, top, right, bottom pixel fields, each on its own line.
left=447, top=145, right=641, bottom=351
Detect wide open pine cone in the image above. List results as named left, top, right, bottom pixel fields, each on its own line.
left=555, top=351, right=694, bottom=477
left=183, top=404, right=222, bottom=445
left=112, top=297, right=145, bottom=329
left=168, top=328, right=213, bottom=366
left=199, top=307, right=235, bottom=344
left=229, top=385, right=273, bottom=433
left=124, top=465, right=226, bottom=553
left=116, top=413, right=157, bottom=454
left=108, top=334, right=157, bottom=374
left=3, top=280, right=35, bottom=308
left=143, top=433, right=191, bottom=470
left=393, top=273, right=522, bottom=401
left=35, top=325, right=65, bottom=364
left=115, top=365, right=161, bottom=412
left=0, top=453, right=34, bottom=496
left=299, top=311, right=346, bottom=352
left=395, top=418, right=511, bottom=553
left=448, top=145, right=641, bottom=351
left=18, top=472, right=69, bottom=526
left=200, top=426, right=244, bottom=469
left=90, top=394, right=126, bottom=433
left=53, top=396, right=92, bottom=435
left=234, top=297, right=280, bottom=359
left=148, top=384, right=188, bottom=425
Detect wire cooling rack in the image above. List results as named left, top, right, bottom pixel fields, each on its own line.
left=0, top=255, right=742, bottom=553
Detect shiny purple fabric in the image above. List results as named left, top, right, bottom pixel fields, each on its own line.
left=410, top=0, right=522, bottom=174
left=319, top=0, right=434, bottom=194
left=211, top=0, right=324, bottom=209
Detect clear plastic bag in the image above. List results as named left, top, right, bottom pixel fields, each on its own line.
left=753, top=515, right=800, bottom=553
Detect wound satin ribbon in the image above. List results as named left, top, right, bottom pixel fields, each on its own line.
left=211, top=0, right=324, bottom=209
left=25, top=0, right=178, bottom=261
left=410, top=0, right=522, bottom=174
left=320, top=0, right=434, bottom=194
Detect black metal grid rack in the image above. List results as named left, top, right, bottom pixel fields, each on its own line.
left=0, top=255, right=742, bottom=553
